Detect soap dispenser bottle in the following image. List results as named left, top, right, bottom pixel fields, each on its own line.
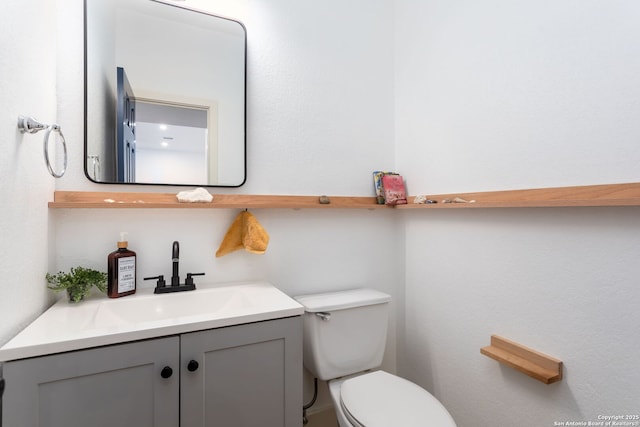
left=107, top=232, right=137, bottom=298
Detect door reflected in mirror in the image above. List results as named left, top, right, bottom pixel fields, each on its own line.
left=85, top=0, right=246, bottom=187
left=135, top=99, right=215, bottom=185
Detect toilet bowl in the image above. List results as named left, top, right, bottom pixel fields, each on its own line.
left=294, top=288, right=456, bottom=427
left=328, top=370, right=456, bottom=427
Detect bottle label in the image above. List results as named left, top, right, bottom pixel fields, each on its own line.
left=117, top=256, right=136, bottom=293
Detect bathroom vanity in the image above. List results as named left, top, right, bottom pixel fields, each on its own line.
left=0, top=282, right=304, bottom=427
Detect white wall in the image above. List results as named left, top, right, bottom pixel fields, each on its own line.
left=0, top=0, right=57, bottom=346
left=5, top=1, right=639, bottom=425
left=53, top=0, right=399, bottom=412
left=136, top=148, right=207, bottom=184
left=395, top=0, right=640, bottom=193
left=60, top=0, right=397, bottom=195
left=396, top=1, right=640, bottom=426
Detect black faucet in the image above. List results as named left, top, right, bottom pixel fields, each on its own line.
left=172, top=241, right=180, bottom=286
left=144, top=241, right=204, bottom=294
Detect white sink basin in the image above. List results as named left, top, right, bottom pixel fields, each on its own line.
left=96, top=283, right=264, bottom=325
left=0, top=281, right=303, bottom=362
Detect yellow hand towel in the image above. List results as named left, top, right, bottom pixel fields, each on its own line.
left=242, top=211, right=269, bottom=254
left=215, top=211, right=245, bottom=257
left=216, top=211, right=269, bottom=257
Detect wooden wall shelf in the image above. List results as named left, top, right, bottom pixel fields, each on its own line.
left=481, top=335, right=563, bottom=384
left=398, top=182, right=640, bottom=209
left=48, top=191, right=388, bottom=209
left=48, top=183, right=640, bottom=210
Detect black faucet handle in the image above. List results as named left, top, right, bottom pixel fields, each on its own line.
left=144, top=275, right=166, bottom=288
left=172, top=241, right=180, bottom=260
left=185, top=272, right=205, bottom=286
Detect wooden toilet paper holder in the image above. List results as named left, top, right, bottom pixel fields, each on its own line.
left=481, top=335, right=563, bottom=384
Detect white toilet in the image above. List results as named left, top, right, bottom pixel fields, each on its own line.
left=294, top=288, right=456, bottom=427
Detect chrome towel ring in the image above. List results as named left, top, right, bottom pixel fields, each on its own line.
left=18, top=115, right=68, bottom=178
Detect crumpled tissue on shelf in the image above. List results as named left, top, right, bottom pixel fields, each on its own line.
left=216, top=210, right=270, bottom=257
left=176, top=187, right=213, bottom=203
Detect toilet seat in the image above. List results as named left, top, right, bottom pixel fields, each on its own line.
left=339, top=371, right=456, bottom=427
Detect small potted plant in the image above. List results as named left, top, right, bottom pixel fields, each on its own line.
left=46, top=266, right=108, bottom=303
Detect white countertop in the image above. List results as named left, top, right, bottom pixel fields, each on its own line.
left=0, top=281, right=304, bottom=362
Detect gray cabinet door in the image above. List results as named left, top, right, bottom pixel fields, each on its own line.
left=2, top=336, right=179, bottom=427
left=180, top=317, right=303, bottom=427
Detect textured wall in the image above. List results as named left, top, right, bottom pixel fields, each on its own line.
left=401, top=209, right=640, bottom=426
left=6, top=1, right=638, bottom=425
left=56, top=0, right=397, bottom=195
left=53, top=0, right=399, bottom=412
left=0, top=0, right=57, bottom=346
left=396, top=1, right=640, bottom=426
left=395, top=0, right=640, bottom=194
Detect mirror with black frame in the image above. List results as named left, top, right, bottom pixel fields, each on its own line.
left=85, top=0, right=246, bottom=187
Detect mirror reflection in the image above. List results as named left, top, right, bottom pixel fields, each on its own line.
left=85, top=0, right=246, bottom=186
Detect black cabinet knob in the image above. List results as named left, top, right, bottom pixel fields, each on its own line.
left=160, top=366, right=173, bottom=379
left=187, top=360, right=199, bottom=372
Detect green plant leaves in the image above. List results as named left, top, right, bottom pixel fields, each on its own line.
left=46, top=267, right=107, bottom=303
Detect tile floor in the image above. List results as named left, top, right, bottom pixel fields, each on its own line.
left=307, top=407, right=339, bottom=427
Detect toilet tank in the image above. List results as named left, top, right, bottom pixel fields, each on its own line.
left=294, top=288, right=391, bottom=381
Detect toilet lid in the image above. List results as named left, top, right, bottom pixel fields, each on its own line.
left=340, top=371, right=456, bottom=427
